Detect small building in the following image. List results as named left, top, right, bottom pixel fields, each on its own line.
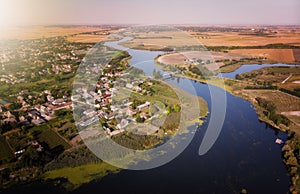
left=137, top=101, right=150, bottom=111
left=126, top=83, right=133, bottom=89
left=28, top=109, right=41, bottom=120
left=117, top=119, right=129, bottom=129
left=105, top=113, right=115, bottom=120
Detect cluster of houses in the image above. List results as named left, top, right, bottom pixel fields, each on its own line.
left=73, top=62, right=155, bottom=136
left=0, top=36, right=90, bottom=86
left=0, top=89, right=73, bottom=129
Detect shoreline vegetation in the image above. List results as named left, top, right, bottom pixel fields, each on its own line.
left=155, top=53, right=300, bottom=193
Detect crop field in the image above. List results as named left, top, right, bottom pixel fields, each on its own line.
left=0, top=26, right=113, bottom=40
left=188, top=27, right=300, bottom=47
left=66, top=29, right=119, bottom=43
left=121, top=30, right=201, bottom=50
left=229, top=49, right=297, bottom=63
left=244, top=90, right=300, bottom=113
left=0, top=135, right=14, bottom=160
left=39, top=128, right=71, bottom=150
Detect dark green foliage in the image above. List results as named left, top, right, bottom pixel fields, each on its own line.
left=279, top=88, right=300, bottom=98
left=44, top=146, right=102, bottom=170
left=188, top=65, right=213, bottom=77
left=112, top=132, right=161, bottom=150
left=256, top=97, right=290, bottom=126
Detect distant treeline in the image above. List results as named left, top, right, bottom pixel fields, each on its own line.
left=244, top=85, right=278, bottom=90
left=279, top=88, right=300, bottom=98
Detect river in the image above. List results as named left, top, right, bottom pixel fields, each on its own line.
left=219, top=63, right=298, bottom=79
left=1, top=38, right=291, bottom=194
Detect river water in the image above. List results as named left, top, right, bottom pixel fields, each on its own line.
left=1, top=38, right=291, bottom=194
left=219, top=63, right=298, bottom=79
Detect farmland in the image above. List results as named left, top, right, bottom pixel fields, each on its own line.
left=39, top=128, right=71, bottom=150
left=236, top=66, right=300, bottom=97
left=229, top=49, right=298, bottom=63
left=0, top=26, right=119, bottom=41
left=182, top=26, right=300, bottom=47
left=0, top=135, right=14, bottom=161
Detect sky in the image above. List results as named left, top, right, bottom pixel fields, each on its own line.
left=0, top=0, right=299, bottom=27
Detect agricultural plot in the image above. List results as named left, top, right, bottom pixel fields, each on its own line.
left=244, top=90, right=300, bottom=113
left=0, top=135, right=14, bottom=160
left=39, top=128, right=71, bottom=150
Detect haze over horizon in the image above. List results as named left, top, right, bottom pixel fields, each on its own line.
left=0, top=0, right=299, bottom=27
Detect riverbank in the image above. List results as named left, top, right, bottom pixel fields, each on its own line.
left=155, top=56, right=300, bottom=192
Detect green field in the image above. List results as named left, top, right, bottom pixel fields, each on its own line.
left=39, top=128, right=71, bottom=150
left=0, top=135, right=14, bottom=161
left=44, top=162, right=120, bottom=190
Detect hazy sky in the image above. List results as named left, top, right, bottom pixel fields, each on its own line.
left=1, top=0, right=299, bottom=26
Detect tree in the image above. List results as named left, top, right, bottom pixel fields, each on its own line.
left=136, top=115, right=145, bottom=123
left=173, top=104, right=181, bottom=112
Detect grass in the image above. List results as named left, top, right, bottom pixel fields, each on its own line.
left=43, top=162, right=120, bottom=190
left=130, top=82, right=179, bottom=106
left=39, top=128, right=71, bottom=150
left=0, top=135, right=14, bottom=161
left=219, top=63, right=242, bottom=73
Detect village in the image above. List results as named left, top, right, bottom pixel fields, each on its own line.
left=72, top=56, right=168, bottom=137
left=0, top=38, right=177, bottom=186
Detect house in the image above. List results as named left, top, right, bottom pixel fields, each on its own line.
left=126, top=83, right=133, bottom=89
left=43, top=90, right=51, bottom=95
left=117, top=119, right=129, bottom=129
left=14, top=149, right=25, bottom=155
left=47, top=95, right=54, bottom=102
left=52, top=98, right=66, bottom=106
left=83, top=109, right=96, bottom=117
left=110, top=105, right=119, bottom=112
left=103, top=93, right=111, bottom=98
left=137, top=101, right=150, bottom=111
left=28, top=109, right=41, bottom=119
left=104, top=113, right=115, bottom=120
left=140, top=112, right=148, bottom=119
left=133, top=86, right=142, bottom=92
left=48, top=101, right=72, bottom=111
left=126, top=108, right=136, bottom=116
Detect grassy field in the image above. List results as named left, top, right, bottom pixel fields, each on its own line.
left=44, top=162, right=120, bottom=190
left=39, top=128, right=71, bottom=150
left=0, top=135, right=14, bottom=161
